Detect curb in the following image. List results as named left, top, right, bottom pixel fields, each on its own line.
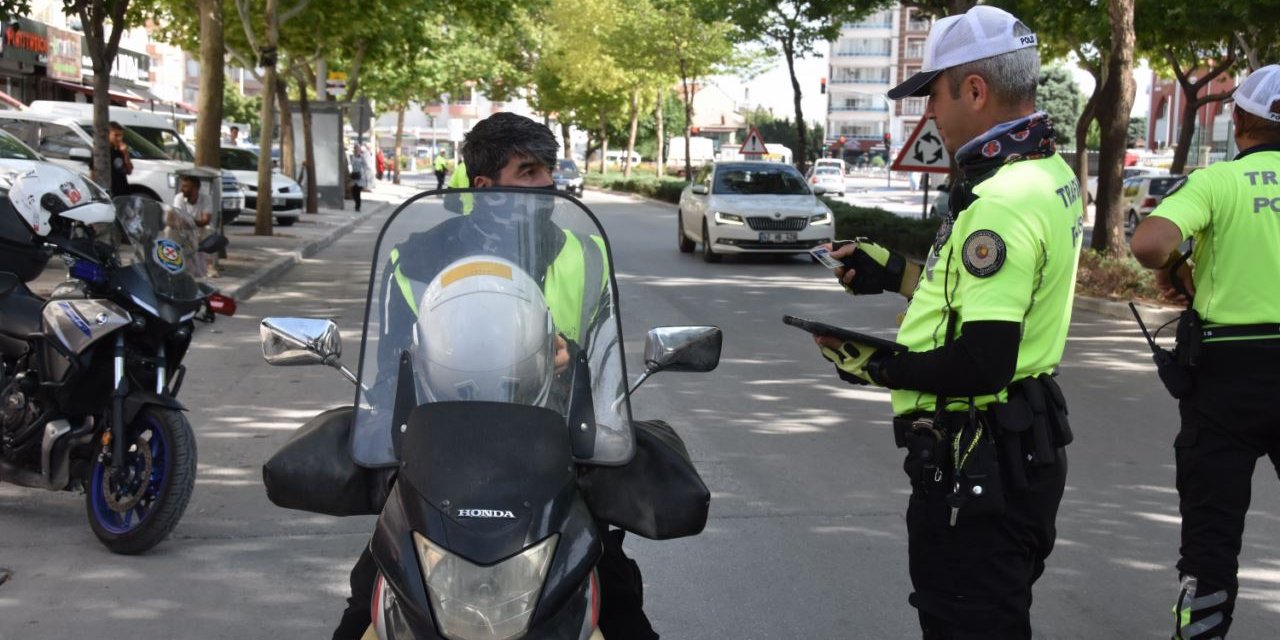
left=1074, top=295, right=1181, bottom=324
left=223, top=203, right=385, bottom=302
left=586, top=186, right=679, bottom=209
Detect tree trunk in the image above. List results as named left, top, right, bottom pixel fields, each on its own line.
left=655, top=88, right=665, bottom=178
left=80, top=2, right=127, bottom=189
left=598, top=106, right=608, bottom=175
left=254, top=0, right=280, bottom=236
left=1093, top=0, right=1136, bottom=258
left=561, top=121, right=572, bottom=160
left=1074, top=73, right=1099, bottom=216
left=624, top=88, right=640, bottom=178
left=194, top=0, right=224, bottom=168
left=783, top=40, right=807, bottom=172
left=342, top=40, right=368, bottom=103
left=296, top=68, right=318, bottom=213
left=277, top=71, right=295, bottom=179
left=394, top=105, right=405, bottom=185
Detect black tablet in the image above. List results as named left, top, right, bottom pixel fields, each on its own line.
left=783, top=315, right=908, bottom=353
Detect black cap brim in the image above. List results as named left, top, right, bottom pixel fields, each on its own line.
left=888, top=69, right=943, bottom=101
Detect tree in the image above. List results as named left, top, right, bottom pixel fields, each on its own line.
left=1128, top=116, right=1146, bottom=146
left=221, top=84, right=262, bottom=138
left=1037, top=66, right=1083, bottom=147
left=1094, top=0, right=1136, bottom=257
left=744, top=107, right=825, bottom=163
left=67, top=0, right=137, bottom=188
left=727, top=0, right=890, bottom=173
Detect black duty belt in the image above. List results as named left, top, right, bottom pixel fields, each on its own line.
left=1202, top=323, right=1280, bottom=341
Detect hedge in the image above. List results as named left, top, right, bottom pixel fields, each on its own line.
left=825, top=198, right=942, bottom=260
left=584, top=172, right=687, bottom=204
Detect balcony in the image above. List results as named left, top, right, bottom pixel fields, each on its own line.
left=830, top=78, right=890, bottom=87
left=907, top=20, right=931, bottom=32
left=833, top=49, right=892, bottom=57
left=831, top=105, right=889, bottom=112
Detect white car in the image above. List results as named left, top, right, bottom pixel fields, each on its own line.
left=1120, top=174, right=1184, bottom=234
left=220, top=147, right=304, bottom=226
left=806, top=165, right=847, bottom=196
left=1087, top=166, right=1167, bottom=204
left=677, top=161, right=835, bottom=263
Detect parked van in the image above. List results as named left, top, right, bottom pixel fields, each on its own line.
left=604, top=149, right=641, bottom=165
left=666, top=136, right=715, bottom=174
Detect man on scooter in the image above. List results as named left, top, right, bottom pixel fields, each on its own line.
left=333, top=112, right=657, bottom=640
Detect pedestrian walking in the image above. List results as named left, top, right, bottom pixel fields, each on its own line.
left=108, top=121, right=132, bottom=197
left=349, top=144, right=369, bottom=212
left=1130, top=64, right=1280, bottom=640
left=812, top=7, right=1083, bottom=638
left=375, top=148, right=386, bottom=181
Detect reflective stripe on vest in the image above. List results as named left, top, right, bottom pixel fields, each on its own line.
left=389, top=247, right=419, bottom=316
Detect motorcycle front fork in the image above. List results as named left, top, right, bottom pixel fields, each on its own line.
left=105, top=338, right=168, bottom=479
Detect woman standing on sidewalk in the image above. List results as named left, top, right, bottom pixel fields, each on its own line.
left=350, top=145, right=370, bottom=212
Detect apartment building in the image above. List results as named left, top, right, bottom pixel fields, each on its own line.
left=825, top=4, right=934, bottom=162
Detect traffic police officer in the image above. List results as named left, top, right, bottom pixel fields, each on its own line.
left=815, top=7, right=1083, bottom=638
left=1131, top=64, right=1280, bottom=640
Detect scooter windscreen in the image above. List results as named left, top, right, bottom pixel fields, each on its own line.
left=113, top=195, right=202, bottom=301
left=350, top=188, right=633, bottom=468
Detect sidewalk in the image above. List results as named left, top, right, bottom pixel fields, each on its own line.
left=31, top=183, right=418, bottom=302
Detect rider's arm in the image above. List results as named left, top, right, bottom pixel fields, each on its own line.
left=870, top=320, right=1019, bottom=395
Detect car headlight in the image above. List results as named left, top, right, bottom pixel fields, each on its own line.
left=714, top=211, right=745, bottom=226
left=167, top=173, right=178, bottom=189
left=809, top=211, right=832, bottom=225
left=416, top=531, right=557, bottom=640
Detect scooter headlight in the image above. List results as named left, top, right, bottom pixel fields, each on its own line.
left=415, top=531, right=558, bottom=640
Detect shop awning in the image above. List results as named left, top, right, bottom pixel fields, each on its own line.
left=0, top=91, right=24, bottom=110
left=53, top=81, right=145, bottom=103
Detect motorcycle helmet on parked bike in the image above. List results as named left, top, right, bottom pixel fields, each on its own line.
left=8, top=164, right=114, bottom=237
left=413, top=255, right=557, bottom=407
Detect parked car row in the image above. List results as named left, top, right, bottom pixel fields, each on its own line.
left=0, top=100, right=304, bottom=228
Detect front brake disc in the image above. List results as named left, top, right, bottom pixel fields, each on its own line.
left=101, top=437, right=153, bottom=512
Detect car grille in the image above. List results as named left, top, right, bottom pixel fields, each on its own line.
left=746, top=216, right=808, bottom=231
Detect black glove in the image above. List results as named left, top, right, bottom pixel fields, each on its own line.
left=834, top=239, right=921, bottom=297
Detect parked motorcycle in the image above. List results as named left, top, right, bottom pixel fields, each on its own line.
left=0, top=182, right=235, bottom=554
left=259, top=188, right=719, bottom=640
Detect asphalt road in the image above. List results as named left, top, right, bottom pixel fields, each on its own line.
left=2, top=177, right=1279, bottom=639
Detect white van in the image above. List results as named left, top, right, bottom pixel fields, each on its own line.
left=604, top=149, right=641, bottom=165
left=666, top=136, right=715, bottom=174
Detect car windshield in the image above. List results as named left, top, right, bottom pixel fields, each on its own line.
left=555, top=159, right=578, bottom=175
left=130, top=125, right=194, bottom=162
left=1148, top=177, right=1183, bottom=196
left=350, top=189, right=633, bottom=468
left=84, top=125, right=171, bottom=160
left=714, top=164, right=810, bottom=195
left=220, top=147, right=260, bottom=171
left=816, top=168, right=840, bottom=176
left=0, top=130, right=41, bottom=160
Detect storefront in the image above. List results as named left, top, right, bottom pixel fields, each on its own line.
left=0, top=18, right=50, bottom=106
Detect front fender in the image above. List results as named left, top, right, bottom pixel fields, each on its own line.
left=122, top=389, right=186, bottom=424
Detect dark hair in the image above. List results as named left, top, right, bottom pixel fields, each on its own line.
left=179, top=175, right=200, bottom=189
left=461, top=112, right=558, bottom=186
left=108, top=121, right=124, bottom=133
left=230, top=125, right=240, bottom=132
left=1235, top=99, right=1280, bottom=144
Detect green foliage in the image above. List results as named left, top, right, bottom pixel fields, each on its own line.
left=583, top=172, right=688, bottom=203
left=870, top=155, right=886, bottom=168
left=744, top=107, right=825, bottom=162
left=1038, top=66, right=1082, bottom=146
left=1128, top=117, right=1147, bottom=145
left=826, top=199, right=940, bottom=260
left=223, top=84, right=263, bottom=139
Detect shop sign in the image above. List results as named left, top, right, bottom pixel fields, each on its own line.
left=46, top=26, right=80, bottom=81
left=0, top=18, right=49, bottom=67
left=81, top=42, right=151, bottom=86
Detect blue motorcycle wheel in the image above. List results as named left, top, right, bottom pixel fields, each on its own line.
left=86, top=407, right=197, bottom=555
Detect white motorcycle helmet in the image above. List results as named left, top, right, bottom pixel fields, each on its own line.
left=413, top=256, right=556, bottom=406
left=9, top=165, right=114, bottom=237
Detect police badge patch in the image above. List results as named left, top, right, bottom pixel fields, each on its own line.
left=961, top=230, right=1005, bottom=277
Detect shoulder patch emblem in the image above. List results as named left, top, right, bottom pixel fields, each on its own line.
left=1164, top=176, right=1188, bottom=197
left=961, top=230, right=1005, bottom=277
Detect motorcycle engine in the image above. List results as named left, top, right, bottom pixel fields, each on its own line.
left=0, top=374, right=41, bottom=441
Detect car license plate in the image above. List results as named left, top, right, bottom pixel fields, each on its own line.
left=556, top=183, right=570, bottom=191
left=759, top=232, right=797, bottom=243
left=272, top=198, right=286, bottom=206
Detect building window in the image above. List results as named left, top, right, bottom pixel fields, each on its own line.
left=905, top=38, right=926, bottom=60
left=838, top=124, right=884, bottom=138
left=845, top=10, right=892, bottom=29
left=833, top=68, right=891, bottom=84
left=835, top=37, right=891, bottom=57
left=901, top=98, right=926, bottom=116
left=906, top=10, right=931, bottom=32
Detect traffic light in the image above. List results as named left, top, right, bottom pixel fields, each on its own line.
left=820, top=77, right=827, bottom=94
left=883, top=132, right=891, bottom=147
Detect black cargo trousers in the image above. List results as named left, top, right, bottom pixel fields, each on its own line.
left=1172, top=340, right=1280, bottom=640
left=897, top=379, right=1071, bottom=640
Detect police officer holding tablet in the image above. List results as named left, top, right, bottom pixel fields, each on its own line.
left=812, top=6, right=1084, bottom=638
left=1131, top=65, right=1280, bottom=640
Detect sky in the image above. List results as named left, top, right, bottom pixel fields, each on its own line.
left=710, top=53, right=1155, bottom=133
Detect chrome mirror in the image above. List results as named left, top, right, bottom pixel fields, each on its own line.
left=627, top=326, right=722, bottom=396
left=690, top=184, right=709, bottom=195
left=260, top=317, right=356, bottom=383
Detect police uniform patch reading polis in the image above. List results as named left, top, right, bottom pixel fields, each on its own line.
left=961, top=230, right=1005, bottom=277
